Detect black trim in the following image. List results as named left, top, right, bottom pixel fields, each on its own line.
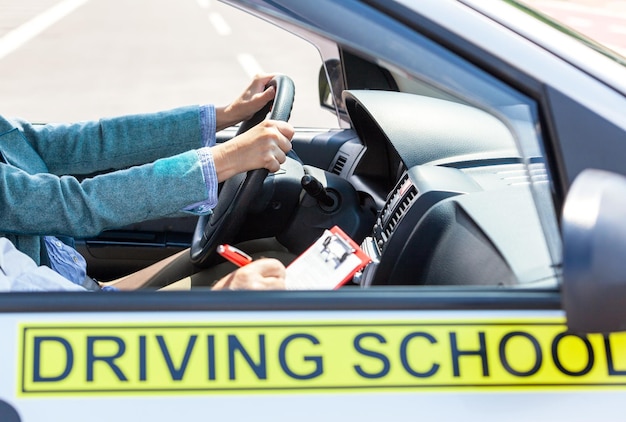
left=0, top=288, right=561, bottom=313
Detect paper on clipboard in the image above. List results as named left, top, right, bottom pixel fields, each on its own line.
left=285, top=226, right=371, bottom=290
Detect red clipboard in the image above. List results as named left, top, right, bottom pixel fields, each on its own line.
left=285, top=225, right=371, bottom=290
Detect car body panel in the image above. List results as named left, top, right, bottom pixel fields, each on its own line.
left=4, top=307, right=626, bottom=421
left=3, top=0, right=626, bottom=419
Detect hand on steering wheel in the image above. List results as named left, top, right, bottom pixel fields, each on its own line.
left=190, top=75, right=295, bottom=267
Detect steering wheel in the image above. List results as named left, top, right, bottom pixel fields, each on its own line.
left=190, top=75, right=295, bottom=267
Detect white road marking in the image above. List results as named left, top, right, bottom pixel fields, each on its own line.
left=209, top=12, right=231, bottom=36
left=237, top=53, right=264, bottom=78
left=0, top=0, right=89, bottom=61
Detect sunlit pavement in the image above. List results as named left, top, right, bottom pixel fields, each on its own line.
left=523, top=0, right=626, bottom=54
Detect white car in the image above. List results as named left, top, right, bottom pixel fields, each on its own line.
left=2, top=0, right=626, bottom=420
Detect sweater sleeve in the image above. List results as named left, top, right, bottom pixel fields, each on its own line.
left=13, top=106, right=206, bottom=176
left=0, top=150, right=210, bottom=238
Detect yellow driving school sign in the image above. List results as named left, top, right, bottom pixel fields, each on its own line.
left=18, top=318, right=626, bottom=395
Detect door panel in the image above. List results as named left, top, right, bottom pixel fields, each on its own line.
left=1, top=289, right=621, bottom=422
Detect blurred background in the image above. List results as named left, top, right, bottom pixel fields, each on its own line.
left=0, top=0, right=339, bottom=127
left=0, top=0, right=625, bottom=127
left=525, top=0, right=626, bottom=54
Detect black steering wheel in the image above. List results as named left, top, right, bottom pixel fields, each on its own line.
left=190, top=75, right=295, bottom=267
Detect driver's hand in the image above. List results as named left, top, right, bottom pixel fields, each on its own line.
left=211, top=119, right=294, bottom=181
left=211, top=258, right=286, bottom=290
left=215, top=73, right=278, bottom=131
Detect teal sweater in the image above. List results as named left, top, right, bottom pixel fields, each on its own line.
left=0, top=106, right=209, bottom=265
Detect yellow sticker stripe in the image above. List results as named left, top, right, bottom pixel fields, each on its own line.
left=18, top=318, right=626, bottom=395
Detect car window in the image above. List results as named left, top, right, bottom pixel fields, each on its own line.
left=0, top=0, right=563, bottom=292
left=0, top=0, right=338, bottom=128
left=325, top=0, right=563, bottom=288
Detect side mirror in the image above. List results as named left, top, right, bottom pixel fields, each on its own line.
left=317, top=59, right=350, bottom=127
left=562, top=169, right=626, bottom=333
left=318, top=60, right=342, bottom=112
left=318, top=64, right=335, bottom=111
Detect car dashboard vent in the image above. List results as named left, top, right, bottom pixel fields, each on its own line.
left=331, top=154, right=348, bottom=175
left=373, top=173, right=418, bottom=252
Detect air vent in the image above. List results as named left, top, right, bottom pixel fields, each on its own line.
left=373, top=173, right=418, bottom=252
left=383, top=185, right=417, bottom=239
left=331, top=154, right=348, bottom=175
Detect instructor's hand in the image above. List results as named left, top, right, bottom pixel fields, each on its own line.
left=212, top=258, right=286, bottom=290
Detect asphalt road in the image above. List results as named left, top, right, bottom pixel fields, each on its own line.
left=1, top=0, right=625, bottom=127
left=0, top=0, right=339, bottom=127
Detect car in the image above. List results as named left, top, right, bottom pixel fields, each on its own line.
left=2, top=0, right=626, bottom=420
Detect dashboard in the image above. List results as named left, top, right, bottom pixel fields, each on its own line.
left=327, top=90, right=557, bottom=288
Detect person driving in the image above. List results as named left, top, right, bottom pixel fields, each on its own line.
left=0, top=74, right=292, bottom=291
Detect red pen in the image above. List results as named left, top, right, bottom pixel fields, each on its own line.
left=217, top=244, right=253, bottom=267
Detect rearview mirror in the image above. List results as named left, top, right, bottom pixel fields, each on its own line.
left=562, top=169, right=626, bottom=333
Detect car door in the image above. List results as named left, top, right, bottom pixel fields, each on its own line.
left=2, top=0, right=626, bottom=420
left=1, top=287, right=622, bottom=421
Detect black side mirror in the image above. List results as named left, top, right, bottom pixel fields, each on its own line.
left=317, top=59, right=351, bottom=127
left=318, top=64, right=335, bottom=111
left=562, top=169, right=626, bottom=333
